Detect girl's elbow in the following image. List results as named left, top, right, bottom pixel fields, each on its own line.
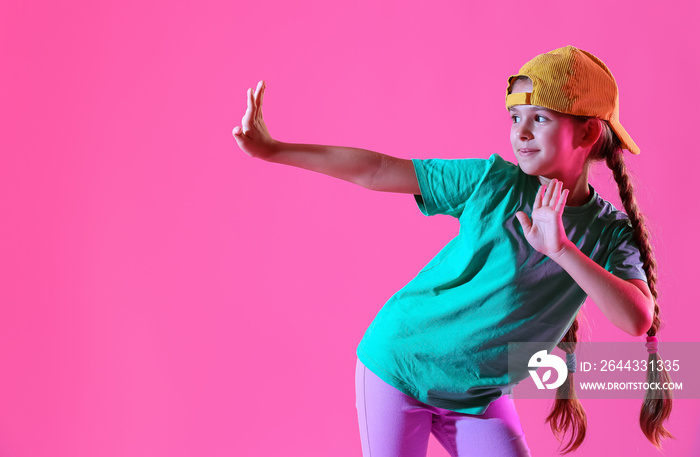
left=631, top=325, right=648, bottom=338
left=635, top=305, right=654, bottom=337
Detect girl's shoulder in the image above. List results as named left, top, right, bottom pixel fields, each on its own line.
left=583, top=191, right=637, bottom=242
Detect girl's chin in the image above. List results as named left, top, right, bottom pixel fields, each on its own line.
left=516, top=158, right=538, bottom=170
left=516, top=162, right=545, bottom=179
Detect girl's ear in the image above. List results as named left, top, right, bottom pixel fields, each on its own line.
left=580, top=118, right=603, bottom=149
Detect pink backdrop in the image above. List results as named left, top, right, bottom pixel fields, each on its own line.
left=1, top=0, right=698, bottom=456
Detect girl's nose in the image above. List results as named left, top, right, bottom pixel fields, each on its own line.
left=516, top=123, right=534, bottom=140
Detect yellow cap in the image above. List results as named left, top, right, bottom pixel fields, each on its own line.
left=506, top=45, right=639, bottom=155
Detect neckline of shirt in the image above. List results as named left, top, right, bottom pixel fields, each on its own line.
left=525, top=172, right=599, bottom=215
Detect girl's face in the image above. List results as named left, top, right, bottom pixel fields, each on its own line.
left=508, top=78, right=588, bottom=179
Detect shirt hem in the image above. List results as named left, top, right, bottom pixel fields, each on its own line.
left=356, top=344, right=494, bottom=415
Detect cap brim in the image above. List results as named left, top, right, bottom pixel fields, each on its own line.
left=609, top=119, right=640, bottom=155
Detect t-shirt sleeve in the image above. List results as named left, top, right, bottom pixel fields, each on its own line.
left=604, top=218, right=648, bottom=282
left=411, top=153, right=499, bottom=218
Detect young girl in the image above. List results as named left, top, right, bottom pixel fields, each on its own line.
left=233, top=45, right=674, bottom=456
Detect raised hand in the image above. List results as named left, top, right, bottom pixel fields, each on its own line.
left=515, top=178, right=571, bottom=258
left=232, top=80, right=277, bottom=160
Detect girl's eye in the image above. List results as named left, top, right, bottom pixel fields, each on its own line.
left=510, top=114, right=546, bottom=123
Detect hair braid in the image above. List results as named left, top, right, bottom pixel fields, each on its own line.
left=546, top=317, right=587, bottom=454
left=599, top=129, right=674, bottom=448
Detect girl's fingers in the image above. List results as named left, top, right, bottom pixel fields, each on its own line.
left=555, top=188, right=569, bottom=213
left=255, top=81, right=265, bottom=119
left=241, top=81, right=266, bottom=132
left=255, top=80, right=264, bottom=106
left=242, top=88, right=253, bottom=131
left=534, top=184, right=544, bottom=210
left=541, top=183, right=550, bottom=207
left=550, top=180, right=562, bottom=208
left=543, top=179, right=564, bottom=207
left=544, top=179, right=557, bottom=206
left=258, top=81, right=265, bottom=111
left=535, top=179, right=570, bottom=209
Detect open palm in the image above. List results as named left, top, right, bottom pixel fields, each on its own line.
left=232, top=80, right=276, bottom=159
left=515, top=179, right=571, bottom=258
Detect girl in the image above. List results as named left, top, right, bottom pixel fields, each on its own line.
left=232, top=45, right=673, bottom=456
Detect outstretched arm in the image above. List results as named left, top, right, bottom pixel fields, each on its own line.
left=233, top=80, right=420, bottom=195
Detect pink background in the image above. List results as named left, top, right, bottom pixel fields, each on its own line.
left=1, top=0, right=698, bottom=456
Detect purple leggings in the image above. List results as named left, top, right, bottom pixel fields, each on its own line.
left=355, top=357, right=531, bottom=457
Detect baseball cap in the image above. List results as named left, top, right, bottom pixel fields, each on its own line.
left=505, top=45, right=640, bottom=155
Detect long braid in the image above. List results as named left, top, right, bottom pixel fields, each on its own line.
left=545, top=317, right=586, bottom=454
left=600, top=128, right=674, bottom=447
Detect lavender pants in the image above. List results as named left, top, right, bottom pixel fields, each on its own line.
left=355, top=357, right=531, bottom=457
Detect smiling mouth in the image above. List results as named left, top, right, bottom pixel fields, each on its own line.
left=519, top=149, right=540, bottom=154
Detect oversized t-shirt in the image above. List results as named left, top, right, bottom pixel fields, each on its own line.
left=356, top=153, right=647, bottom=414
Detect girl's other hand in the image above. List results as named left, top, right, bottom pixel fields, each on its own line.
left=232, top=80, right=278, bottom=160
left=515, top=179, right=572, bottom=258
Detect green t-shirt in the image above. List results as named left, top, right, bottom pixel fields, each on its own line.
left=356, top=153, right=647, bottom=414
